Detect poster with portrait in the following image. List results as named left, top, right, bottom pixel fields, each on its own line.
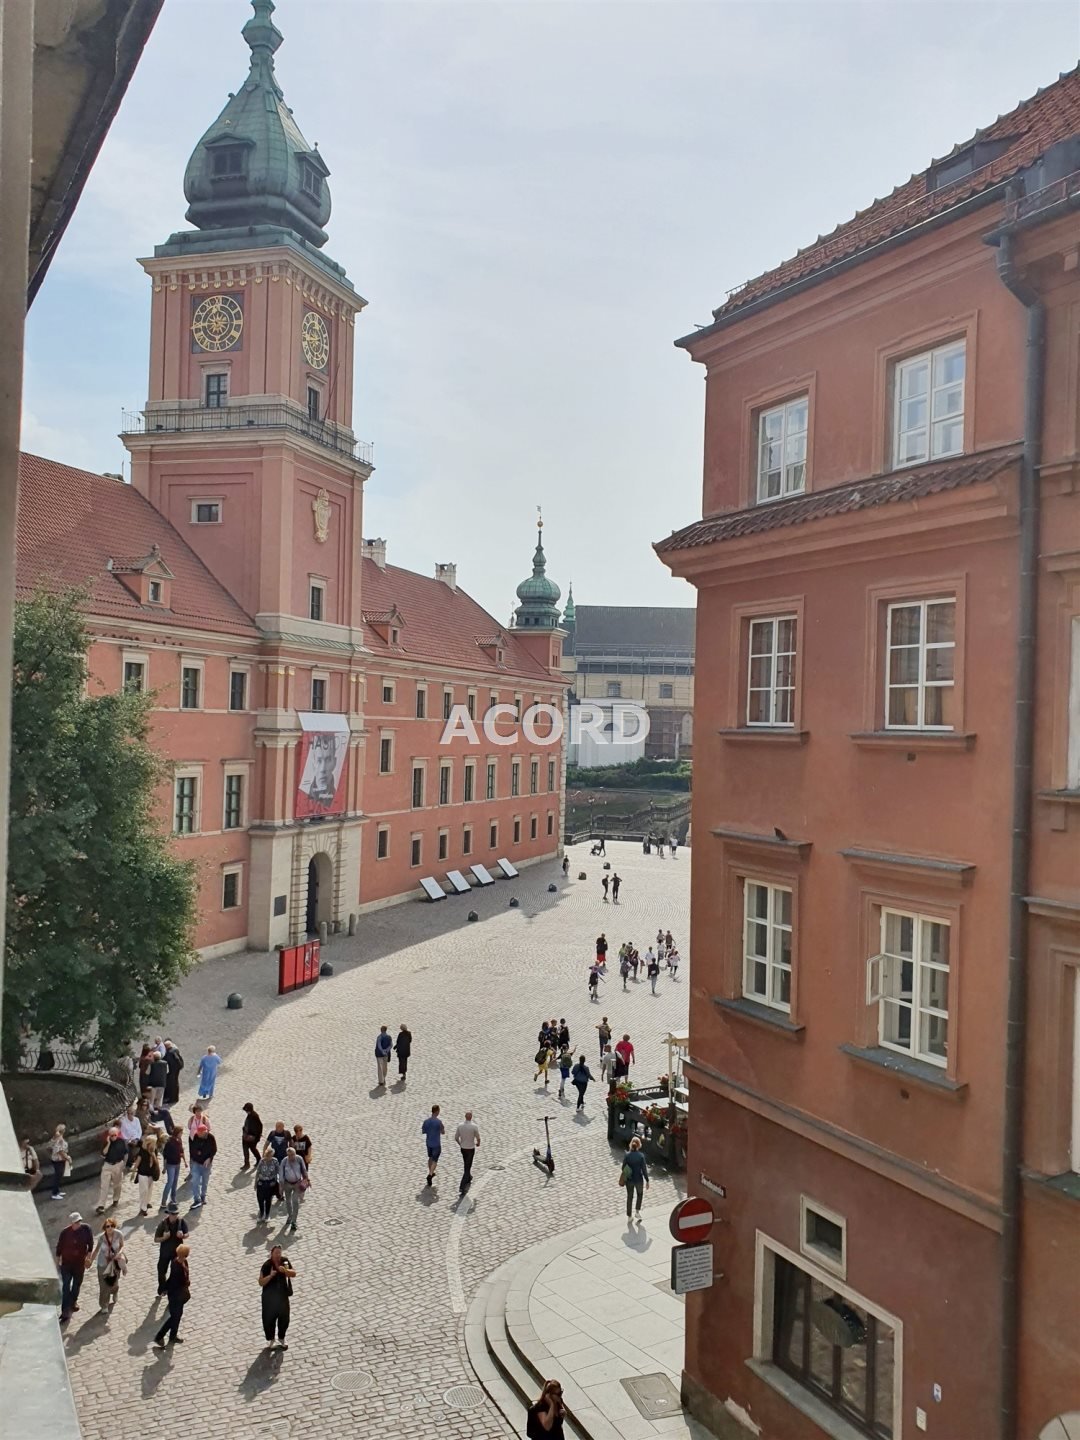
left=295, top=712, right=349, bottom=819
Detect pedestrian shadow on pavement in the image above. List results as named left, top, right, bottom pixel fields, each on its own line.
left=621, top=1224, right=653, bottom=1253
left=572, top=1111, right=595, bottom=1125
left=415, top=1186, right=439, bottom=1206
left=126, top=1299, right=165, bottom=1356
left=229, top=1170, right=254, bottom=1191
left=238, top=1346, right=284, bottom=1400
left=241, top=1221, right=273, bottom=1254
left=141, top=1346, right=174, bottom=1400
left=63, top=1310, right=108, bottom=1357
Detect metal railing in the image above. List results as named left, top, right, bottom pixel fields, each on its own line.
left=1006, top=169, right=1080, bottom=223
left=122, top=402, right=374, bottom=466
left=14, top=1044, right=135, bottom=1098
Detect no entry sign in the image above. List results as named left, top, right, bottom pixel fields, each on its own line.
left=669, top=1195, right=715, bottom=1245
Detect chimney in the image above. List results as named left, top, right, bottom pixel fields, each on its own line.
left=362, top=537, right=387, bottom=569
left=435, top=562, right=457, bottom=591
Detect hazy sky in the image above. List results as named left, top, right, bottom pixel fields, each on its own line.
left=24, top=0, right=1079, bottom=620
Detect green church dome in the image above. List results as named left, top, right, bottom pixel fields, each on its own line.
left=182, top=0, right=332, bottom=248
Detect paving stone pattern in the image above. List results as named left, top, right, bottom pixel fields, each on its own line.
left=36, top=841, right=690, bottom=1440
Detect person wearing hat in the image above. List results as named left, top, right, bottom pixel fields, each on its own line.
left=188, top=1124, right=217, bottom=1209
left=153, top=1204, right=188, bottom=1295
left=55, top=1211, right=94, bottom=1323
left=96, top=1127, right=129, bottom=1214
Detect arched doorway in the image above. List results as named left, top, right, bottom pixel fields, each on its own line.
left=305, top=852, right=333, bottom=935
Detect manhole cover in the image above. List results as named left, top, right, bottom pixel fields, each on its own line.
left=444, top=1383, right=487, bottom=1410
left=622, top=1373, right=683, bottom=1420
left=331, top=1371, right=375, bottom=1394
left=324, top=1217, right=345, bottom=1227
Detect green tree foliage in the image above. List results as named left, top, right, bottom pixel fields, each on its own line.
left=567, top=758, right=692, bottom=791
left=3, top=589, right=197, bottom=1067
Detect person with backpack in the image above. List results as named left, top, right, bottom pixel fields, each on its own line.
left=154, top=1203, right=188, bottom=1294
left=527, top=1380, right=567, bottom=1438
left=534, top=1041, right=553, bottom=1088
left=259, top=1245, right=296, bottom=1351
left=374, top=1025, right=393, bottom=1087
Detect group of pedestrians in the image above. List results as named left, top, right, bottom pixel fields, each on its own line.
left=419, top=1105, right=482, bottom=1193
left=599, top=871, right=622, bottom=902
left=642, top=834, right=678, bottom=857
left=590, top=927, right=679, bottom=1000
left=374, top=1022, right=411, bottom=1086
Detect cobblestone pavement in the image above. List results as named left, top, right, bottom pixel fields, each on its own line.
left=36, top=840, right=690, bottom=1440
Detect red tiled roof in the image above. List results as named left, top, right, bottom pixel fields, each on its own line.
left=701, top=66, right=1080, bottom=327
left=655, top=446, right=1021, bottom=555
left=360, top=558, right=555, bottom=681
left=16, top=453, right=258, bottom=637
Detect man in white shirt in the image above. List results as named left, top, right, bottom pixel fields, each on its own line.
left=600, top=1045, right=616, bottom=1090
left=454, top=1112, right=480, bottom=1193
left=118, top=1105, right=143, bottom=1167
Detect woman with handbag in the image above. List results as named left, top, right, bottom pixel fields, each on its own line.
left=254, top=1144, right=280, bottom=1222
left=133, top=1134, right=161, bottom=1215
left=48, top=1124, right=70, bottom=1200
left=91, top=1217, right=127, bottom=1315
left=258, top=1245, right=296, bottom=1351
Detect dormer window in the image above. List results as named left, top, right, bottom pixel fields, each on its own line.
left=301, top=161, right=322, bottom=199
left=148, top=580, right=163, bottom=604
left=391, top=627, right=400, bottom=646
left=926, top=135, right=1014, bottom=193
left=211, top=144, right=248, bottom=178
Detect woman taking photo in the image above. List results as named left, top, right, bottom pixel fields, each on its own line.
left=134, top=1134, right=161, bottom=1215
left=258, top=1245, right=296, bottom=1351
left=527, top=1380, right=567, bottom=1438
left=91, top=1217, right=126, bottom=1316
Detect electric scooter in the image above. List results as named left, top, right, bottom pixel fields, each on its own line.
left=532, top=1115, right=555, bottom=1176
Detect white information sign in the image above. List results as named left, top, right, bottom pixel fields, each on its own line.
left=671, top=1242, right=714, bottom=1295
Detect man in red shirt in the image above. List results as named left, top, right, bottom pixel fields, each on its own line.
left=56, top=1211, right=94, bottom=1322
left=614, top=1034, right=635, bottom=1071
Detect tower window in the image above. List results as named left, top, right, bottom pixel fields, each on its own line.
left=211, top=145, right=247, bottom=178
left=205, top=373, right=228, bottom=408
left=307, top=386, right=321, bottom=421
left=192, top=500, right=221, bottom=524
left=301, top=162, right=322, bottom=199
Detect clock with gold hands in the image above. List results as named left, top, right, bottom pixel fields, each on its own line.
left=191, top=294, right=244, bottom=353
left=301, top=310, right=330, bottom=370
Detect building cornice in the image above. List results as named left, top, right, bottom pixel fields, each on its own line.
left=138, top=248, right=363, bottom=318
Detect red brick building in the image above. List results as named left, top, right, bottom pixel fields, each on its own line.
left=14, top=2, right=566, bottom=956
left=658, top=70, right=1080, bottom=1440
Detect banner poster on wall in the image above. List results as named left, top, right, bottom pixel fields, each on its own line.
left=295, top=712, right=349, bottom=819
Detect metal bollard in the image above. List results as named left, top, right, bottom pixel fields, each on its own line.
left=318, top=921, right=329, bottom=945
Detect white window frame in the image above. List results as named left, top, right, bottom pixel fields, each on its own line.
left=547, top=759, right=556, bottom=792
left=415, top=684, right=428, bottom=719
left=463, top=761, right=476, bottom=803
left=376, top=824, right=390, bottom=861
left=530, top=758, right=539, bottom=795
left=892, top=340, right=965, bottom=469
left=122, top=651, right=148, bottom=694
left=190, top=498, right=222, bottom=524
left=606, top=681, right=622, bottom=698
left=179, top=660, right=203, bottom=711
left=530, top=815, right=538, bottom=839
left=173, top=768, right=201, bottom=836
left=743, top=880, right=793, bottom=1013
left=486, top=760, right=497, bottom=801
left=439, top=761, right=452, bottom=807
left=547, top=812, right=554, bottom=835
left=513, top=816, right=522, bottom=844
left=382, top=679, right=395, bottom=705
left=756, top=394, right=808, bottom=503
left=443, top=686, right=454, bottom=721
left=467, top=689, right=477, bottom=720
left=885, top=598, right=955, bottom=731
left=228, top=667, right=249, bottom=712
left=511, top=759, right=521, bottom=798
left=747, top=616, right=797, bottom=727
left=866, top=908, right=950, bottom=1068
left=221, top=864, right=243, bottom=911
left=659, top=682, right=674, bottom=700
left=309, top=578, right=326, bottom=623
left=437, top=827, right=450, bottom=861
left=463, top=825, right=473, bottom=856
left=310, top=673, right=328, bottom=712
left=222, top=768, right=247, bottom=831
left=799, top=1196, right=847, bottom=1279
left=148, top=579, right=164, bottom=604
left=489, top=821, right=498, bottom=849
left=411, top=763, right=425, bottom=809
left=378, top=732, right=394, bottom=775
left=410, top=834, right=422, bottom=868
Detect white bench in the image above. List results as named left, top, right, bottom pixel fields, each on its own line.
left=445, top=870, right=471, bottom=894
left=419, top=876, right=447, bottom=901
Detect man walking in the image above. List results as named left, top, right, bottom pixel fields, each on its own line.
left=588, top=963, right=603, bottom=1001
left=375, top=1025, right=393, bottom=1087
left=422, top=1105, right=445, bottom=1188
left=600, top=1044, right=616, bottom=1090
left=188, top=1124, right=217, bottom=1208
left=571, top=1056, right=594, bottom=1111
left=596, top=1017, right=612, bottom=1061
left=454, top=1111, right=480, bottom=1193
left=55, top=1211, right=94, bottom=1323
left=647, top=952, right=661, bottom=995
left=154, top=1203, right=188, bottom=1295
left=196, top=1045, right=222, bottom=1101
left=279, top=1146, right=308, bottom=1233
left=611, top=873, right=621, bottom=903
left=241, top=1102, right=263, bottom=1170
left=615, top=1033, right=636, bottom=1074
left=95, top=1128, right=128, bottom=1214
left=619, top=953, right=631, bottom=991
left=394, top=1024, right=412, bottom=1083
left=152, top=1244, right=191, bottom=1349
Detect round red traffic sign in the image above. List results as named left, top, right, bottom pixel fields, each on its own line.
left=669, top=1195, right=714, bottom=1245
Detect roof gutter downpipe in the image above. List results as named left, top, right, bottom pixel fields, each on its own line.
left=987, top=215, right=1044, bottom=1440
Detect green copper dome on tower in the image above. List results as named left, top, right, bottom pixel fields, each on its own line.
left=513, top=514, right=562, bottom=629
left=182, top=0, right=332, bottom=247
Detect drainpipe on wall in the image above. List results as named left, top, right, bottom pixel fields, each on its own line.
left=986, top=216, right=1045, bottom=1440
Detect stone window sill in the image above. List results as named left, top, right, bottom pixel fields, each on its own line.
left=839, top=1043, right=967, bottom=1097
left=849, top=730, right=976, bottom=752
left=1038, top=788, right=1080, bottom=806
left=745, top=1359, right=871, bottom=1440
left=718, top=728, right=809, bottom=745
left=715, top=995, right=805, bottom=1039
left=1022, top=1169, right=1080, bottom=1206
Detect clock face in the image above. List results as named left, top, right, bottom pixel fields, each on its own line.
left=301, top=310, right=330, bottom=370
left=191, top=294, right=243, bottom=352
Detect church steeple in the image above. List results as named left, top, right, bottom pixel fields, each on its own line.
left=512, top=511, right=562, bottom=630
left=181, top=0, right=332, bottom=247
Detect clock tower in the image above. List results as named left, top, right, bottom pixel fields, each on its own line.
left=123, top=0, right=370, bottom=948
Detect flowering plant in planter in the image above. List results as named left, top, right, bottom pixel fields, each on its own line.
left=607, top=1083, right=634, bottom=1107
left=642, top=1105, right=668, bottom=1127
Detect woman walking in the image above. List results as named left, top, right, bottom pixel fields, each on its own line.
left=394, top=1023, right=412, bottom=1083
left=620, top=1136, right=650, bottom=1221
left=91, top=1217, right=127, bottom=1315
left=134, top=1134, right=161, bottom=1215
left=279, top=1146, right=308, bottom=1233
left=571, top=1056, right=593, bottom=1111
left=152, top=1244, right=191, bottom=1348
left=161, top=1126, right=185, bottom=1208
left=533, top=1041, right=553, bottom=1089
left=48, top=1124, right=69, bottom=1200
left=258, top=1245, right=296, bottom=1351
left=254, top=1144, right=279, bottom=1222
